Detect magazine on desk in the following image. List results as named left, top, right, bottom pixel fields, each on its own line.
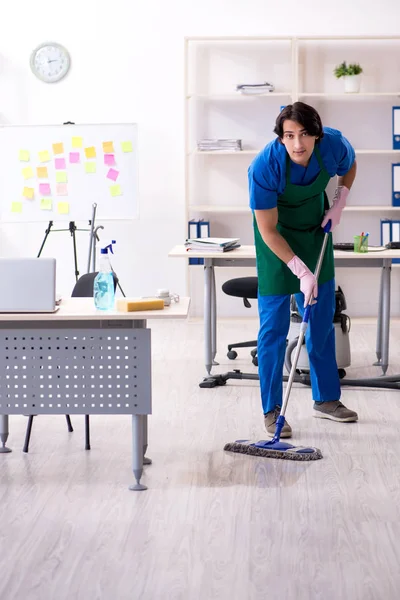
left=185, top=237, right=241, bottom=252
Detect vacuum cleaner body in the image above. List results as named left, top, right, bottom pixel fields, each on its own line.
left=285, top=286, right=351, bottom=373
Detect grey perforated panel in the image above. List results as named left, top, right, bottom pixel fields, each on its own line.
left=0, top=328, right=151, bottom=415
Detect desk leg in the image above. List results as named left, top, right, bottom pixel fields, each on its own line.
left=129, top=415, right=147, bottom=491
left=380, top=259, right=391, bottom=375
left=143, top=414, right=152, bottom=465
left=374, top=266, right=384, bottom=364
left=204, top=261, right=213, bottom=374
left=0, top=415, right=12, bottom=453
left=210, top=266, right=219, bottom=366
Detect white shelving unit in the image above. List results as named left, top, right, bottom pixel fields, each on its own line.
left=184, top=35, right=400, bottom=316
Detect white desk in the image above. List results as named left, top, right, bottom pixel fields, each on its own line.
left=0, top=297, right=190, bottom=491
left=169, top=244, right=400, bottom=376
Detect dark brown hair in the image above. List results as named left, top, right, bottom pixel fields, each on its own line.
left=273, top=102, right=324, bottom=140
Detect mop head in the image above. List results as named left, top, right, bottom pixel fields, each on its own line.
left=224, top=439, right=323, bottom=461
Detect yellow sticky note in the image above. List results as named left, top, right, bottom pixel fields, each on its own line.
left=40, top=198, right=53, bottom=211
left=57, top=202, right=69, bottom=215
left=84, top=161, right=96, bottom=174
left=72, top=136, right=83, bottom=148
left=110, top=184, right=122, bottom=197
left=56, top=171, right=68, bottom=183
left=11, top=201, right=22, bottom=213
left=121, top=141, right=133, bottom=152
left=23, top=186, right=34, bottom=199
left=37, top=166, right=48, bottom=178
left=102, top=141, right=114, bottom=153
left=19, top=150, right=30, bottom=161
left=85, top=146, right=96, bottom=159
left=39, top=150, right=51, bottom=162
left=22, top=167, right=34, bottom=179
left=53, top=142, right=64, bottom=155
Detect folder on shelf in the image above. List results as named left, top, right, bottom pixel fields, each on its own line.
left=392, top=163, right=400, bottom=206
left=188, top=220, right=200, bottom=265
left=380, top=219, right=400, bottom=263
left=393, top=107, right=400, bottom=150
left=197, top=219, right=210, bottom=265
left=187, top=219, right=210, bottom=265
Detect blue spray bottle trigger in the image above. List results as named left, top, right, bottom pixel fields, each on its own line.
left=100, top=240, right=116, bottom=255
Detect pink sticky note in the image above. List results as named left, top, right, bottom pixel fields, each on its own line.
left=56, top=183, right=68, bottom=196
left=55, top=157, right=66, bottom=170
left=69, top=152, right=80, bottom=163
left=39, top=183, right=51, bottom=196
left=104, top=154, right=115, bottom=166
left=106, top=168, right=119, bottom=181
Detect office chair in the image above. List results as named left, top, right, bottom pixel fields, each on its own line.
left=222, top=276, right=259, bottom=366
left=23, top=271, right=119, bottom=453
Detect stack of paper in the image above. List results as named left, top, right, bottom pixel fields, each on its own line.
left=197, top=139, right=242, bottom=152
left=236, top=82, right=275, bottom=95
left=185, top=237, right=241, bottom=253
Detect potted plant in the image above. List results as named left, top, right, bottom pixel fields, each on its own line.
left=333, top=61, right=363, bottom=93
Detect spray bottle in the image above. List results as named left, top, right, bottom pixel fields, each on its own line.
left=94, top=240, right=116, bottom=310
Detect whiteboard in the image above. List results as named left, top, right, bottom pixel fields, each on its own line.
left=0, top=123, right=138, bottom=222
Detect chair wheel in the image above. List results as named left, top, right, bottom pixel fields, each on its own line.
left=250, top=349, right=257, bottom=358
left=338, top=368, right=346, bottom=379
left=227, top=350, right=238, bottom=360
left=252, top=357, right=258, bottom=367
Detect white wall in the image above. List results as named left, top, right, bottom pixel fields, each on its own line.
left=0, top=1, right=399, bottom=316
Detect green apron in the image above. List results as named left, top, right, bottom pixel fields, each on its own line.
left=254, top=146, right=334, bottom=296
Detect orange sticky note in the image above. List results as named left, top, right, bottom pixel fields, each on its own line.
left=53, top=142, right=64, bottom=155
left=23, top=186, right=34, bottom=199
left=85, top=146, right=96, bottom=159
left=102, top=141, right=114, bottom=153
left=37, top=166, right=48, bottom=178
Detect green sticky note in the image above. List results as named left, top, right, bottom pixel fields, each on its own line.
left=38, top=150, right=51, bottom=162
left=110, top=184, right=122, bottom=197
left=40, top=198, right=53, bottom=211
left=11, top=201, right=22, bottom=213
left=19, top=150, right=30, bottom=161
left=121, top=141, right=133, bottom=152
left=57, top=202, right=69, bottom=214
left=22, top=166, right=34, bottom=179
left=56, top=171, right=68, bottom=183
left=84, top=161, right=96, bottom=174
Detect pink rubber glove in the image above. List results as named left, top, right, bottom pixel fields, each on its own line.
left=321, top=186, right=350, bottom=231
left=287, top=255, right=318, bottom=307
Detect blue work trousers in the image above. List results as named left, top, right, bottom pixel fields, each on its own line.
left=257, top=279, right=341, bottom=415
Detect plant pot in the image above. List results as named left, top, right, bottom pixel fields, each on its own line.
left=343, top=74, right=361, bottom=93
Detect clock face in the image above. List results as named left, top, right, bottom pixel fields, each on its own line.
left=30, top=43, right=71, bottom=83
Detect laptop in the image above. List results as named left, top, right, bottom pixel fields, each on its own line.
left=0, top=257, right=58, bottom=313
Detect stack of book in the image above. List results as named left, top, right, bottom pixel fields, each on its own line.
left=197, top=139, right=242, bottom=152
left=236, top=81, right=275, bottom=95
left=185, top=237, right=241, bottom=253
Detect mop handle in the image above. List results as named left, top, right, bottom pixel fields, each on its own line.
left=272, top=220, right=332, bottom=442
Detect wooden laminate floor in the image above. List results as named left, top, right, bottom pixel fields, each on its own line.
left=1, top=317, right=400, bottom=600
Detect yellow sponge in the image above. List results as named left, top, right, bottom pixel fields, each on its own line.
left=116, top=297, right=165, bottom=312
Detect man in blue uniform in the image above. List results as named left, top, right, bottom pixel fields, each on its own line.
left=248, top=102, right=358, bottom=437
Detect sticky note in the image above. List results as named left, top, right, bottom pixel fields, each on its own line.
left=72, top=136, right=83, bottom=148
left=85, top=146, right=96, bottom=159
left=84, top=161, right=96, bottom=174
left=121, top=141, right=133, bottom=152
left=11, top=202, right=23, bottom=213
left=103, top=141, right=114, bottom=153
left=56, top=171, right=67, bottom=183
left=110, top=184, right=122, bottom=197
left=57, top=202, right=69, bottom=215
left=40, top=198, right=52, bottom=211
left=104, top=153, right=115, bottom=166
left=19, top=150, right=30, bottom=161
left=107, top=168, right=119, bottom=181
left=37, top=166, right=48, bottom=178
left=56, top=183, right=68, bottom=196
left=22, top=167, right=34, bottom=179
left=69, top=152, right=80, bottom=163
left=23, top=187, right=34, bottom=199
left=53, top=142, right=64, bottom=155
left=39, top=150, right=51, bottom=162
left=39, top=183, right=51, bottom=195
left=55, top=157, right=66, bottom=170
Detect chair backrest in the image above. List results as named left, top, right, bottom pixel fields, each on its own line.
left=71, top=272, right=118, bottom=298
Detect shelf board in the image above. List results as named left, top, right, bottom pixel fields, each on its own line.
left=190, top=149, right=400, bottom=156
left=187, top=92, right=291, bottom=99
left=189, top=205, right=400, bottom=214
left=299, top=92, right=400, bottom=97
